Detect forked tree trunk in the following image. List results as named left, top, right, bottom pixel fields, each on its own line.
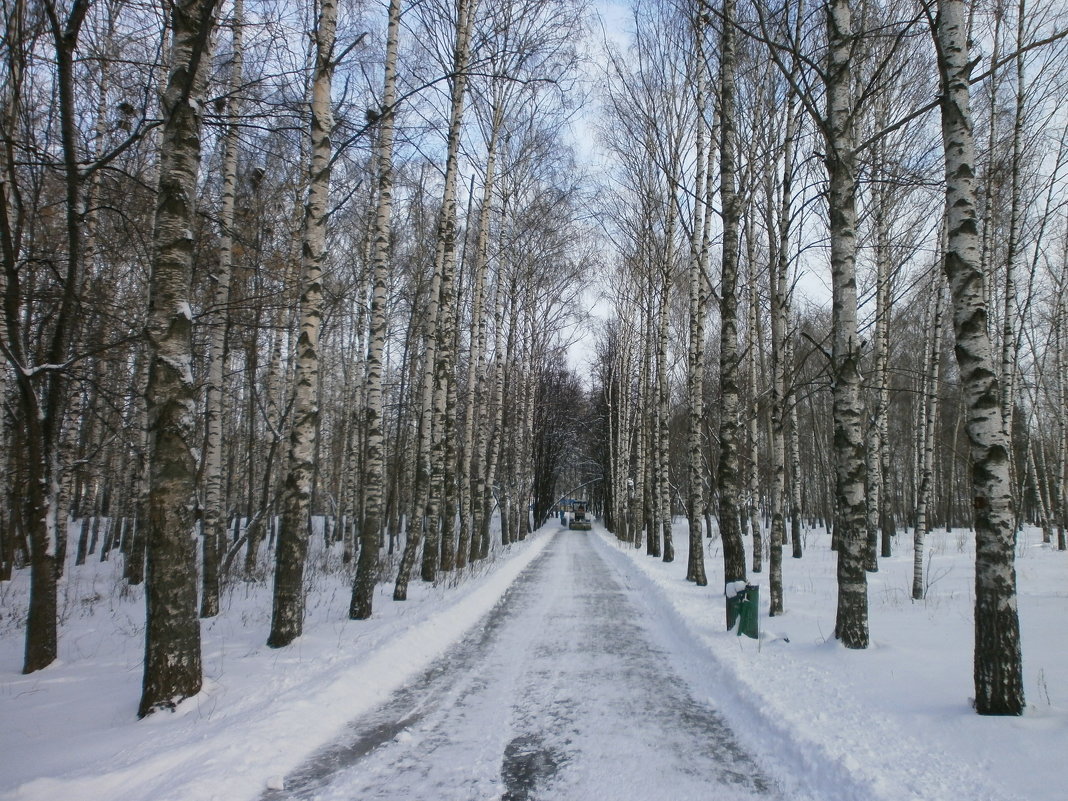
left=267, top=0, right=336, bottom=648
left=9, top=0, right=97, bottom=676
left=457, top=100, right=501, bottom=568
left=139, top=0, right=218, bottom=716
left=932, top=0, right=1024, bottom=715
left=425, top=0, right=475, bottom=580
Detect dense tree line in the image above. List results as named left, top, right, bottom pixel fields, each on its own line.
left=1, top=0, right=590, bottom=714
left=2, top=0, right=1066, bottom=720
left=588, top=0, right=1067, bottom=717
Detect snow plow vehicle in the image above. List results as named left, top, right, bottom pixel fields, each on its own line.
left=569, top=503, right=592, bottom=531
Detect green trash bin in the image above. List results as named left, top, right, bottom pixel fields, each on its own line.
left=725, top=582, right=759, bottom=639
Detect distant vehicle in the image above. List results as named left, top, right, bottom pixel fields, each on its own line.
left=569, top=503, right=592, bottom=531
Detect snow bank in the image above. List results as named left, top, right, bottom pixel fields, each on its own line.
left=0, top=527, right=552, bottom=801
left=3, top=519, right=1063, bottom=801
left=593, top=524, right=1067, bottom=801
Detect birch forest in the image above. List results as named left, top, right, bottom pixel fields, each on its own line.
left=3, top=0, right=1068, bottom=721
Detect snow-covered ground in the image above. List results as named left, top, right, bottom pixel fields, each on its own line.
left=0, top=519, right=1064, bottom=800
left=600, top=523, right=1068, bottom=801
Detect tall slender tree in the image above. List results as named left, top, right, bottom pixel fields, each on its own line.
left=930, top=0, right=1024, bottom=715
left=717, top=0, right=747, bottom=611
left=824, top=0, right=869, bottom=649
left=139, top=0, right=219, bottom=716
left=268, top=0, right=336, bottom=648
left=351, top=0, right=402, bottom=621
left=201, top=0, right=244, bottom=619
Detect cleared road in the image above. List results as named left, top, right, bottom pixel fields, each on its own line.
left=263, top=530, right=780, bottom=801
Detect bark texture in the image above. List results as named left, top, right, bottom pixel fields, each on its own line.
left=351, top=0, right=402, bottom=621
left=933, top=0, right=1024, bottom=715
left=826, top=0, right=868, bottom=649
left=268, top=0, right=336, bottom=648
left=717, top=0, right=746, bottom=610
left=685, top=14, right=709, bottom=586
left=201, top=0, right=243, bottom=619
left=139, top=0, right=218, bottom=717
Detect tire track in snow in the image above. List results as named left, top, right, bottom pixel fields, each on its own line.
left=264, top=530, right=782, bottom=800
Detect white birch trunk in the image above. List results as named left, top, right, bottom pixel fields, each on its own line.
left=933, top=0, right=1024, bottom=714
left=629, top=285, right=648, bottom=552
left=685, top=14, right=709, bottom=584
left=999, top=1, right=1027, bottom=518
left=769, top=84, right=798, bottom=613
left=873, top=176, right=895, bottom=560
left=913, top=279, right=943, bottom=600
left=139, top=0, right=216, bottom=716
left=457, top=220, right=488, bottom=555
left=201, top=0, right=243, bottom=619
left=746, top=232, right=761, bottom=573
left=415, top=0, right=476, bottom=583
left=826, top=0, right=868, bottom=648
left=479, top=281, right=513, bottom=556
left=268, top=0, right=335, bottom=647
left=458, top=104, right=501, bottom=566
left=717, top=0, right=746, bottom=599
left=351, top=0, right=401, bottom=620
left=1057, top=294, right=1068, bottom=550
left=470, top=276, right=504, bottom=561
left=787, top=327, right=804, bottom=557
left=657, top=212, right=675, bottom=563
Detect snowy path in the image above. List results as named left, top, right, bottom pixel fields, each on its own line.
left=264, top=530, right=780, bottom=801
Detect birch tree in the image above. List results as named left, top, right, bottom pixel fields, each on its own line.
left=139, top=0, right=218, bottom=716
left=717, top=0, right=747, bottom=606
left=684, top=6, right=710, bottom=586
left=930, top=0, right=1024, bottom=715
left=394, top=0, right=476, bottom=596
left=824, top=0, right=868, bottom=648
left=268, top=0, right=336, bottom=648
left=350, top=0, right=401, bottom=621
left=913, top=274, right=943, bottom=600
left=201, top=0, right=243, bottom=619
left=767, top=62, right=801, bottom=615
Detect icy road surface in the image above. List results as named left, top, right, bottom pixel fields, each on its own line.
left=263, top=530, right=781, bottom=801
